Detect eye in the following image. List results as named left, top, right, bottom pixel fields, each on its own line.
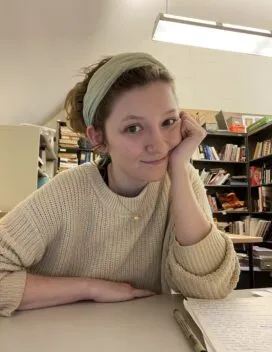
left=124, top=124, right=142, bottom=134
left=162, top=118, right=178, bottom=127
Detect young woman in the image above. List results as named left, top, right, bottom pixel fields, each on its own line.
left=0, top=52, right=240, bottom=317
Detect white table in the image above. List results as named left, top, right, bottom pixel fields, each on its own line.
left=0, top=290, right=254, bottom=352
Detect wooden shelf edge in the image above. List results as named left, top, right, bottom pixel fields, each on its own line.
left=228, top=234, right=263, bottom=243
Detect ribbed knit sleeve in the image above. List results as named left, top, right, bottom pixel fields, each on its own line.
left=165, top=164, right=240, bottom=299
left=0, top=175, right=65, bottom=317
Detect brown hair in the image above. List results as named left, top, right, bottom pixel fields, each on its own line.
left=64, top=55, right=174, bottom=157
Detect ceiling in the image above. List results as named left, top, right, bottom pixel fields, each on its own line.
left=1, top=0, right=272, bottom=125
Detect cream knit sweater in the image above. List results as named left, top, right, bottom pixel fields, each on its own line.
left=0, top=162, right=240, bottom=316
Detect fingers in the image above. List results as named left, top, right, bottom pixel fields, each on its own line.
left=180, top=111, right=204, bottom=128
left=180, top=111, right=207, bottom=139
left=132, top=288, right=157, bottom=298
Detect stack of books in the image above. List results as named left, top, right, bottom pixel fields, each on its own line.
left=238, top=246, right=272, bottom=270
left=58, top=152, right=78, bottom=173
left=59, top=126, right=80, bottom=149
left=253, top=246, right=272, bottom=270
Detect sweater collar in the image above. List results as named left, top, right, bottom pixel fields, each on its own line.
left=87, top=161, right=164, bottom=214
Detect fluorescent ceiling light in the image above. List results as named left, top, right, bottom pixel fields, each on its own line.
left=152, top=13, right=272, bottom=57
left=164, top=14, right=216, bottom=26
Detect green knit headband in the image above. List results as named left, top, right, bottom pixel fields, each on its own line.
left=82, top=52, right=166, bottom=126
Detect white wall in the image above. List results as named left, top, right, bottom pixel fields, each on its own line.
left=87, top=0, right=272, bottom=116
left=44, top=110, right=66, bottom=130
left=1, top=0, right=272, bottom=127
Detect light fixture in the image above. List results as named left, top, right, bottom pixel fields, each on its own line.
left=152, top=13, right=272, bottom=57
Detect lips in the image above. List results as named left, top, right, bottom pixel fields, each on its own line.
left=141, top=155, right=168, bottom=164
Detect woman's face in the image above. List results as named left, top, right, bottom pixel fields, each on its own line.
left=104, top=81, right=182, bottom=186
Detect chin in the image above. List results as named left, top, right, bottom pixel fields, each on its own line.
left=140, top=169, right=168, bottom=183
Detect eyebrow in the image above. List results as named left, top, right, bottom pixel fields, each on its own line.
left=121, top=109, right=178, bottom=122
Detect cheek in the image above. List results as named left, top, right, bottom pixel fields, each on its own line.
left=170, top=128, right=182, bottom=148
left=123, top=142, right=143, bottom=158
left=110, top=138, right=142, bottom=158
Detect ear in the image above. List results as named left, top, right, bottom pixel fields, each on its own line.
left=86, top=125, right=108, bottom=153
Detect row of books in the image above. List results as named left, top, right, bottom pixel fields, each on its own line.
left=58, top=124, right=93, bottom=173
left=252, top=139, right=272, bottom=159
left=199, top=168, right=247, bottom=186
left=59, top=126, right=80, bottom=149
left=193, top=144, right=246, bottom=162
left=58, top=152, right=78, bottom=173
left=249, top=219, right=272, bottom=241
left=249, top=164, right=272, bottom=186
left=207, top=192, right=246, bottom=212
left=199, top=168, right=229, bottom=185
left=252, top=187, right=272, bottom=212
left=217, top=216, right=272, bottom=240
left=58, top=151, right=92, bottom=173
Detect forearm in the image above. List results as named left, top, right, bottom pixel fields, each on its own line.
left=18, top=274, right=90, bottom=311
left=171, top=163, right=211, bottom=246
left=18, top=274, right=154, bottom=312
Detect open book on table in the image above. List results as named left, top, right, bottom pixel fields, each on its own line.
left=184, top=292, right=272, bottom=352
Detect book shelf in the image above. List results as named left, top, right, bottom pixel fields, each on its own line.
left=0, top=125, right=57, bottom=211
left=192, top=131, right=249, bottom=220
left=56, top=121, right=93, bottom=173
left=193, top=127, right=272, bottom=237
left=192, top=126, right=272, bottom=287
left=248, top=122, right=272, bottom=219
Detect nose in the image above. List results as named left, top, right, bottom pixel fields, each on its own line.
left=145, top=128, right=167, bottom=155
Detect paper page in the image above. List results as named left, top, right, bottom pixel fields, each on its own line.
left=264, top=288, right=272, bottom=293
left=204, top=337, right=216, bottom=352
left=184, top=297, right=272, bottom=352
left=251, top=290, right=272, bottom=297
